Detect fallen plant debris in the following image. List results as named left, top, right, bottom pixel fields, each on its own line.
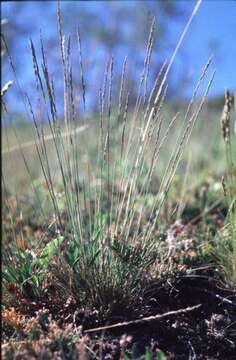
left=84, top=304, right=202, bottom=334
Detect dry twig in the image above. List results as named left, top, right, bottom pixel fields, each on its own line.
left=84, top=304, right=202, bottom=333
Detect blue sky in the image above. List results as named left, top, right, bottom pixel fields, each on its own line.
left=2, top=0, right=236, bottom=113
left=182, top=0, right=236, bottom=95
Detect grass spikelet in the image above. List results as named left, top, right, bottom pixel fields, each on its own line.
left=221, top=89, right=234, bottom=144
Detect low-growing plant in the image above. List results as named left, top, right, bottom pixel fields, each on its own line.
left=124, top=349, right=166, bottom=360
left=2, top=235, right=64, bottom=301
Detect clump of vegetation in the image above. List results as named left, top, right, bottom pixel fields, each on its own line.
left=2, top=1, right=236, bottom=359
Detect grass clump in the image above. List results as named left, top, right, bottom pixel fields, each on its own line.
left=1, top=1, right=215, bottom=319
left=2, top=2, right=236, bottom=359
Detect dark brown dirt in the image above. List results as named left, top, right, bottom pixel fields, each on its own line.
left=81, top=275, right=236, bottom=359
left=3, top=268, right=235, bottom=359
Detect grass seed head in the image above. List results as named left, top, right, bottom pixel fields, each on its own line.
left=221, top=89, right=234, bottom=144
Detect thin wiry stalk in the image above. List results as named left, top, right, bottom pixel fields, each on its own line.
left=77, top=26, right=86, bottom=112
left=118, top=57, right=211, bottom=243
left=40, top=40, right=58, bottom=123
left=68, top=65, right=85, bottom=244
left=32, top=34, right=85, bottom=239
left=31, top=40, right=67, bottom=229
left=134, top=0, right=202, bottom=180
left=145, top=71, right=215, bottom=243
left=2, top=36, right=62, bottom=229
left=134, top=17, right=155, bottom=118
left=29, top=39, right=45, bottom=99
left=117, top=56, right=128, bottom=125
left=131, top=112, right=180, bottom=243
left=69, top=66, right=76, bottom=124
left=120, top=87, right=169, bottom=240
left=64, top=35, right=86, bottom=241
left=116, top=19, right=157, bottom=193
left=154, top=57, right=213, bottom=209
left=57, top=1, right=68, bottom=131
left=118, top=83, right=166, bottom=236
left=143, top=17, right=155, bottom=107
left=120, top=91, right=130, bottom=158
left=152, top=0, right=202, bottom=108
left=143, top=61, right=167, bottom=121
left=118, top=61, right=167, bottom=208
left=107, top=57, right=114, bottom=228
left=114, top=62, right=166, bottom=229
left=134, top=84, right=168, bottom=193
left=98, top=59, right=110, bottom=234
left=98, top=87, right=104, bottom=228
